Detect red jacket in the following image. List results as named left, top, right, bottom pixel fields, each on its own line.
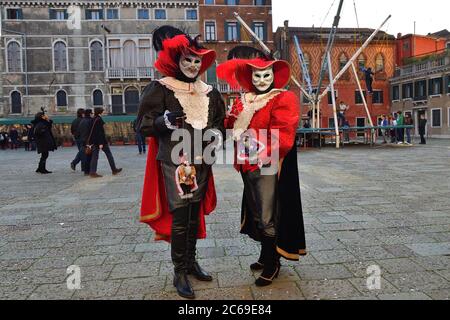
left=225, top=90, right=300, bottom=173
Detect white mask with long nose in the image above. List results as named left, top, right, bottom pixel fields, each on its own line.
left=252, top=67, right=274, bottom=93
left=179, top=53, right=203, bottom=79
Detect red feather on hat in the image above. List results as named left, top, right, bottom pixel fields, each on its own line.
left=217, top=59, right=252, bottom=89
left=154, top=35, right=190, bottom=77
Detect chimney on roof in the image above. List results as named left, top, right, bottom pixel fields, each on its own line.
left=284, top=20, right=289, bottom=28
left=397, top=33, right=402, bottom=38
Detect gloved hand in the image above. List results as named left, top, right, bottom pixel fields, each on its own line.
left=164, top=111, right=186, bottom=130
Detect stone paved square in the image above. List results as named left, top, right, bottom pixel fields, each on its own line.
left=1, top=140, right=450, bottom=300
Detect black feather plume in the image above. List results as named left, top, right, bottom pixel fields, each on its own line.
left=152, top=25, right=186, bottom=52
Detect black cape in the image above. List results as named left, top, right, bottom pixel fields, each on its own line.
left=240, top=146, right=307, bottom=261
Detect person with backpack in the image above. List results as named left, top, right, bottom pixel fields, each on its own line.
left=88, top=107, right=122, bottom=178
left=31, top=110, right=57, bottom=174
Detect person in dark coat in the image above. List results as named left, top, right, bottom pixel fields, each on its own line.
left=22, top=125, right=31, bottom=151
left=132, top=118, right=146, bottom=155
left=79, top=109, right=94, bottom=175
left=9, top=126, right=19, bottom=150
left=419, top=114, right=427, bottom=145
left=27, top=123, right=36, bottom=151
left=31, top=111, right=57, bottom=174
left=88, top=107, right=122, bottom=178
left=0, top=128, right=8, bottom=150
left=361, top=66, right=374, bottom=94
left=70, top=108, right=85, bottom=171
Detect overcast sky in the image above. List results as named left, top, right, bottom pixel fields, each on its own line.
left=272, top=0, right=450, bottom=36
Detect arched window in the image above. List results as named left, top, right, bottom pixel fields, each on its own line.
left=339, top=53, right=348, bottom=71
left=123, top=40, right=137, bottom=68
left=54, top=41, right=67, bottom=71
left=90, top=41, right=104, bottom=71
left=375, top=53, right=385, bottom=72
left=7, top=41, right=22, bottom=72
left=358, top=54, right=366, bottom=69
left=124, top=86, right=139, bottom=114
left=56, top=90, right=67, bottom=108
left=93, top=89, right=103, bottom=106
left=10, top=91, right=22, bottom=114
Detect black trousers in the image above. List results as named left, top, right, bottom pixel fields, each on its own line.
left=39, top=151, right=49, bottom=170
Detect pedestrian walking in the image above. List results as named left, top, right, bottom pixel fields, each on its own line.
left=419, top=114, right=427, bottom=145
left=31, top=110, right=57, bottom=174
left=79, top=109, right=94, bottom=176
left=0, top=127, right=9, bottom=150
left=88, top=107, right=122, bottom=178
left=132, top=118, right=146, bottom=155
left=70, top=108, right=85, bottom=171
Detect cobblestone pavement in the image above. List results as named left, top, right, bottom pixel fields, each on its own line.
left=1, top=139, right=449, bottom=300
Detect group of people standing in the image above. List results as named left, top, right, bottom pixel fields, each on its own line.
left=379, top=111, right=419, bottom=145
left=70, top=107, right=122, bottom=178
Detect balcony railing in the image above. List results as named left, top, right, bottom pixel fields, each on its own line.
left=107, top=67, right=155, bottom=80
left=209, top=82, right=242, bottom=94
left=394, top=53, right=450, bottom=78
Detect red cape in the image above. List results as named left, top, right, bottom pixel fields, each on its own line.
left=140, top=137, right=217, bottom=242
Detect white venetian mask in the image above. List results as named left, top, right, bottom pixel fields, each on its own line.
left=179, top=53, right=203, bottom=79
left=252, top=67, right=274, bottom=92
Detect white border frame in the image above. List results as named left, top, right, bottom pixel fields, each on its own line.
left=372, top=89, right=384, bottom=105
left=355, top=89, right=366, bottom=105
left=85, top=8, right=104, bottom=21
left=9, top=90, right=23, bottom=114
left=5, top=39, right=23, bottom=73
left=4, top=7, right=22, bottom=20
left=431, top=108, right=442, bottom=128
left=52, top=39, right=69, bottom=72
left=88, top=39, right=105, bottom=72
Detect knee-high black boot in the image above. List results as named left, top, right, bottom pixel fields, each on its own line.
left=186, top=203, right=213, bottom=282
left=250, top=231, right=266, bottom=271
left=171, top=206, right=195, bottom=299
left=255, top=235, right=280, bottom=287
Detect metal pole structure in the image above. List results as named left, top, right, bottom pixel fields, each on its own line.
left=314, top=0, right=344, bottom=105
left=327, top=52, right=340, bottom=148
left=319, top=14, right=392, bottom=101
left=233, top=12, right=312, bottom=101
left=293, top=35, right=313, bottom=95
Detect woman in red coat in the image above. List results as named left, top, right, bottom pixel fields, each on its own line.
left=218, top=47, right=307, bottom=287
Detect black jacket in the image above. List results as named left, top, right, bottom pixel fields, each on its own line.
left=419, top=119, right=427, bottom=135
left=90, top=116, right=108, bottom=146
left=137, top=81, right=225, bottom=163
left=71, top=117, right=83, bottom=140
left=31, top=118, right=57, bottom=154
left=79, top=117, right=94, bottom=144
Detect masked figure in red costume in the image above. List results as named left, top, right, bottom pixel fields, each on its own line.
left=137, top=26, right=225, bottom=299
left=218, top=47, right=306, bottom=287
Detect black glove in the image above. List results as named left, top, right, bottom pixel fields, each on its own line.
left=166, top=111, right=185, bottom=128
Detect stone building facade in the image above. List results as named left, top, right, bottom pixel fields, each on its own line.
left=198, top=0, right=273, bottom=110
left=390, top=31, right=450, bottom=138
left=275, top=23, right=396, bottom=129
left=0, top=0, right=199, bottom=118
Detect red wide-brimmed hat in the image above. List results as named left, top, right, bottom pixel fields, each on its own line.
left=154, top=34, right=216, bottom=78
left=217, top=58, right=291, bottom=92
